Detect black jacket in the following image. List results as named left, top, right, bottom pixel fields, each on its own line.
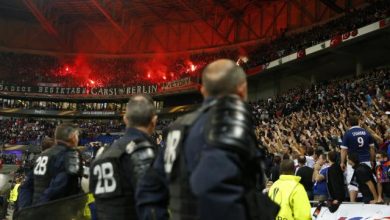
left=326, top=163, right=345, bottom=202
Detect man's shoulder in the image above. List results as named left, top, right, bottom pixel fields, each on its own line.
left=115, top=133, right=146, bottom=147
left=319, top=165, right=329, bottom=174
left=293, top=182, right=307, bottom=193
left=271, top=165, right=280, bottom=171
left=300, top=166, right=314, bottom=172
left=41, top=144, right=67, bottom=157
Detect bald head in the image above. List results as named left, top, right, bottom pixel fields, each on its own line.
left=202, top=59, right=247, bottom=99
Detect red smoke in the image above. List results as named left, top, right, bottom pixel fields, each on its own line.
left=54, top=53, right=203, bottom=87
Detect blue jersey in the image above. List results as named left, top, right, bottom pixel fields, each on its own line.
left=313, top=166, right=329, bottom=197
left=341, top=126, right=374, bottom=162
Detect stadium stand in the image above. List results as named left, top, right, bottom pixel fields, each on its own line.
left=0, top=0, right=388, bottom=88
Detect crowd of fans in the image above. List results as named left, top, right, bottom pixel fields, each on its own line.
left=0, top=53, right=196, bottom=88
left=0, top=118, right=172, bottom=146
left=0, top=154, right=19, bottom=165
left=0, top=65, right=389, bottom=207
left=0, top=100, right=126, bottom=112
left=0, top=119, right=56, bottom=146
left=255, top=67, right=389, bottom=204
left=0, top=119, right=123, bottom=146
left=251, top=67, right=389, bottom=156
left=0, top=0, right=389, bottom=88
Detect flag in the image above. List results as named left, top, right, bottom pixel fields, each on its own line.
left=351, top=29, right=358, bottom=37
left=330, top=35, right=342, bottom=47
left=342, top=32, right=350, bottom=40
left=247, top=65, right=264, bottom=75
left=297, top=50, right=306, bottom=59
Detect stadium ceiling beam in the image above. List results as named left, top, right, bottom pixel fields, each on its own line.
left=149, top=26, right=169, bottom=51
left=90, top=0, right=126, bottom=37
left=290, top=0, right=316, bottom=22
left=177, top=0, right=232, bottom=44
left=22, top=0, right=68, bottom=49
left=263, top=2, right=287, bottom=37
left=319, top=0, right=344, bottom=14
left=82, top=21, right=113, bottom=52
left=213, top=0, right=262, bottom=40
left=191, top=22, right=212, bottom=46
left=136, top=1, right=179, bottom=36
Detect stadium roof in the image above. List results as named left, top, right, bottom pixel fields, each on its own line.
left=0, top=0, right=276, bottom=24
left=0, top=0, right=365, bottom=55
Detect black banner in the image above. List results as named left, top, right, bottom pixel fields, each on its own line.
left=0, top=77, right=199, bottom=97
left=0, top=104, right=198, bottom=118
left=0, top=108, right=121, bottom=117
left=160, top=77, right=196, bottom=91
left=0, top=84, right=158, bottom=96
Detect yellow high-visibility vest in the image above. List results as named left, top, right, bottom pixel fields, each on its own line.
left=268, top=175, right=311, bottom=220
left=9, top=183, right=20, bottom=203
left=83, top=193, right=95, bottom=218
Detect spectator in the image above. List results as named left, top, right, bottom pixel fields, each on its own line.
left=340, top=114, right=376, bottom=201
left=380, top=128, right=390, bottom=158
left=270, top=155, right=281, bottom=182
left=326, top=151, right=346, bottom=206
left=313, top=153, right=329, bottom=202
left=348, top=152, right=379, bottom=203
left=305, top=147, right=315, bottom=168
left=375, top=151, right=390, bottom=203
left=268, top=159, right=311, bottom=220
left=296, top=155, right=314, bottom=200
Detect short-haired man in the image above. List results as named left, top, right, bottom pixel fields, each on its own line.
left=137, top=59, right=278, bottom=220
left=326, top=151, right=345, bottom=206
left=268, top=159, right=311, bottom=220
left=270, top=155, right=282, bottom=182
left=348, top=152, right=379, bottom=203
left=31, top=123, right=82, bottom=205
left=340, top=114, right=376, bottom=201
left=90, top=95, right=158, bottom=220
left=18, top=136, right=55, bottom=209
left=296, top=155, right=314, bottom=200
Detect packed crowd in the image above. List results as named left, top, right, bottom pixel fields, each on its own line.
left=0, top=118, right=172, bottom=146
left=0, top=119, right=56, bottom=146
left=1, top=0, right=389, bottom=88
left=0, top=53, right=196, bottom=88
left=0, top=119, right=123, bottom=146
left=254, top=67, right=390, bottom=205
left=0, top=154, right=20, bottom=165
left=251, top=67, right=389, bottom=155
left=0, top=100, right=126, bottom=112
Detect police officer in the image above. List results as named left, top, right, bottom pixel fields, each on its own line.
left=137, top=59, right=278, bottom=220
left=90, top=95, right=157, bottom=220
left=18, top=136, right=55, bottom=209
left=31, top=123, right=82, bottom=205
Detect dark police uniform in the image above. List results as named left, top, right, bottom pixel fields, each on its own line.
left=32, top=143, right=83, bottom=205
left=137, top=96, right=278, bottom=220
left=90, top=128, right=156, bottom=220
